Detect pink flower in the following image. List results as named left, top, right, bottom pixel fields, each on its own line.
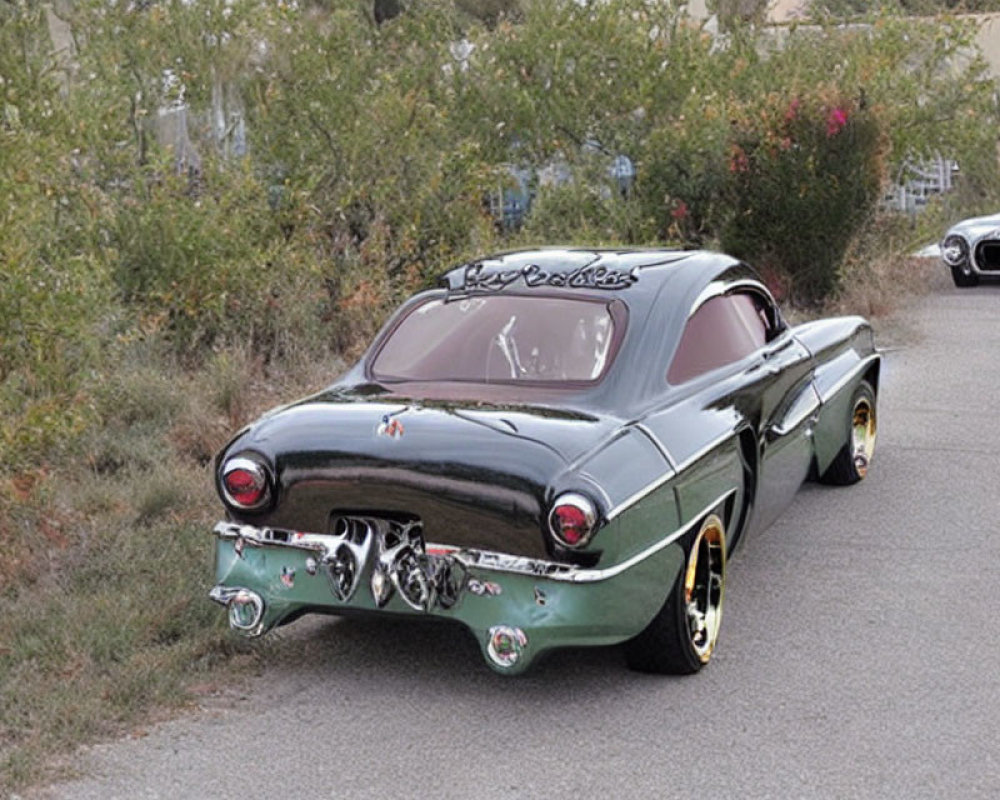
left=826, top=107, right=848, bottom=137
left=784, top=98, right=800, bottom=123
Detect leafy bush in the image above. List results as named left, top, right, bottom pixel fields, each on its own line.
left=721, top=88, right=886, bottom=302
left=0, top=6, right=111, bottom=469
left=813, top=0, right=1000, bottom=17
left=243, top=3, right=502, bottom=334
left=631, top=14, right=996, bottom=300
left=107, top=159, right=330, bottom=359
left=0, top=0, right=996, bottom=461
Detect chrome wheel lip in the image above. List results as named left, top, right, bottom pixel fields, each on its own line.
left=683, top=514, right=726, bottom=663
left=851, top=397, right=877, bottom=479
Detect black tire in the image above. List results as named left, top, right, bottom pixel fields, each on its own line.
left=625, top=513, right=726, bottom=675
left=951, top=264, right=979, bottom=288
left=819, top=379, right=877, bottom=486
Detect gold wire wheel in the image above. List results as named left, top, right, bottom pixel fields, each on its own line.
left=683, top=514, right=726, bottom=663
left=850, top=397, right=877, bottom=479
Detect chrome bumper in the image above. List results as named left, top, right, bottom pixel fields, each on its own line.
left=209, top=490, right=732, bottom=673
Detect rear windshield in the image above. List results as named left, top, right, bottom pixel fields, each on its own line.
left=371, top=295, right=623, bottom=385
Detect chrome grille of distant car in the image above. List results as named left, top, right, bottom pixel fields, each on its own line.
left=974, top=240, right=1000, bottom=271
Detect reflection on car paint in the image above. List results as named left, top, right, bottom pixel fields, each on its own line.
left=376, top=414, right=405, bottom=439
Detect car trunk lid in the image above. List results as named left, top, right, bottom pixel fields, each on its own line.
left=227, top=395, right=619, bottom=560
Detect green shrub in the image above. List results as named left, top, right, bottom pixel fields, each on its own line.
left=720, top=88, right=886, bottom=303
left=0, top=6, right=111, bottom=470
left=631, top=14, right=996, bottom=299
left=109, top=159, right=305, bottom=356
left=244, top=2, right=502, bottom=324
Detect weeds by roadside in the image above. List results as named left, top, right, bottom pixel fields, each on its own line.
left=833, top=209, right=948, bottom=314
left=0, top=345, right=342, bottom=795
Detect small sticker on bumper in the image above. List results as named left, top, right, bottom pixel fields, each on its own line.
left=468, top=579, right=502, bottom=597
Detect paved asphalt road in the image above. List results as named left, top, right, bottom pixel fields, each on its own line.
left=34, top=281, right=1000, bottom=800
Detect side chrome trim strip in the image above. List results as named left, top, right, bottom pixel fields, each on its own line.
left=673, top=429, right=738, bottom=475
left=445, top=487, right=736, bottom=584
left=817, top=353, right=880, bottom=404
left=606, top=470, right=675, bottom=521
left=604, top=428, right=736, bottom=521
left=634, top=423, right=679, bottom=471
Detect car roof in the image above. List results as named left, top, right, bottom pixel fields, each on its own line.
left=346, top=247, right=774, bottom=416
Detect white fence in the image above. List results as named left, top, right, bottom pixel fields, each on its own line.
left=883, top=155, right=958, bottom=214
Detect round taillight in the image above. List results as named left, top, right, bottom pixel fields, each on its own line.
left=221, top=456, right=270, bottom=510
left=548, top=492, right=598, bottom=548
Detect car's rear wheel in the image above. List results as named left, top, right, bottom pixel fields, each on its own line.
left=819, top=379, right=876, bottom=486
left=951, top=263, right=979, bottom=287
left=625, top=513, right=726, bottom=675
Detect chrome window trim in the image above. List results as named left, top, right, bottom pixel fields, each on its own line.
left=687, top=278, right=777, bottom=320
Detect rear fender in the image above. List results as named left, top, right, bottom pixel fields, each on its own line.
left=799, top=318, right=880, bottom=474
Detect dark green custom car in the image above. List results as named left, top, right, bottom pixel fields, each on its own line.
left=209, top=248, right=879, bottom=675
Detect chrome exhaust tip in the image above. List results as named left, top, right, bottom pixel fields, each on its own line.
left=209, top=585, right=265, bottom=635
left=486, top=625, right=528, bottom=669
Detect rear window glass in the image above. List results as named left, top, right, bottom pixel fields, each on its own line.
left=371, top=295, right=622, bottom=385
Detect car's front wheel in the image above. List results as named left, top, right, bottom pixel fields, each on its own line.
left=625, top=513, right=726, bottom=675
left=951, top=263, right=979, bottom=288
left=819, top=379, right=877, bottom=486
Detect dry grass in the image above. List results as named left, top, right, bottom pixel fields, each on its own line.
left=824, top=208, right=950, bottom=349
left=833, top=254, right=944, bottom=319
left=0, top=343, right=344, bottom=796
left=831, top=253, right=941, bottom=346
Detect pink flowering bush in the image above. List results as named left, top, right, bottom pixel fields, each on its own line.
left=719, top=89, right=886, bottom=303
left=826, top=107, right=849, bottom=137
